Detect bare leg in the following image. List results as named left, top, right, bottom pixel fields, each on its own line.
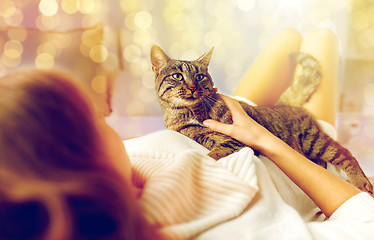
left=233, top=28, right=302, bottom=106
left=298, top=29, right=340, bottom=127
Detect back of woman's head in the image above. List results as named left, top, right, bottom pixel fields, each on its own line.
left=0, top=70, right=100, bottom=175
left=0, top=70, right=160, bottom=240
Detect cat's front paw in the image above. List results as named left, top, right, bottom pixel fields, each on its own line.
left=349, top=176, right=374, bottom=196
left=208, top=148, right=232, bottom=160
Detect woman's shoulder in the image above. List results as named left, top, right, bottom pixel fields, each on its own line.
left=124, top=130, right=209, bottom=157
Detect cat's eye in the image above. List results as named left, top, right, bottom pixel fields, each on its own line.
left=196, top=74, right=205, bottom=81
left=172, top=73, right=183, bottom=81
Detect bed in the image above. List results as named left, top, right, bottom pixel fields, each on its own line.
left=123, top=130, right=374, bottom=239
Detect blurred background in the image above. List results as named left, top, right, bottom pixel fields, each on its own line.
left=1, top=0, right=374, bottom=175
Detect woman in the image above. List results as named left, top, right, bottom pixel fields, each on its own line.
left=0, top=70, right=163, bottom=239
left=204, top=28, right=359, bottom=217
left=0, top=28, right=373, bottom=240
left=124, top=28, right=374, bottom=239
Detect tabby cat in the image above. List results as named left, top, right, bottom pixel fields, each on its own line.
left=150, top=45, right=373, bottom=195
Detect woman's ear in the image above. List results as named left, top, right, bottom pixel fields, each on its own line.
left=196, top=47, right=214, bottom=67
left=150, top=45, right=171, bottom=73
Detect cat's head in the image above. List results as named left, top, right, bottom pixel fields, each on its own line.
left=150, top=45, right=215, bottom=107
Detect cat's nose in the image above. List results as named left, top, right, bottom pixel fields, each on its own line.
left=190, top=86, right=197, bottom=92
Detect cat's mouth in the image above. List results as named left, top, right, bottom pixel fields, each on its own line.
left=178, top=89, right=208, bottom=106
left=185, top=90, right=203, bottom=99
left=183, top=96, right=201, bottom=104
left=181, top=94, right=204, bottom=106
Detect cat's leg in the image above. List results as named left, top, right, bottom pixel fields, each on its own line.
left=301, top=126, right=373, bottom=195
left=207, top=137, right=246, bottom=160
left=233, top=28, right=302, bottom=106
left=323, top=142, right=373, bottom=195
left=295, top=30, right=373, bottom=194
left=275, top=52, right=322, bottom=107
left=179, top=126, right=245, bottom=160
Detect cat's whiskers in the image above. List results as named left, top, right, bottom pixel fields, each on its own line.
left=203, top=95, right=217, bottom=105
left=201, top=97, right=213, bottom=112
left=169, top=97, right=183, bottom=118
left=201, top=95, right=219, bottom=115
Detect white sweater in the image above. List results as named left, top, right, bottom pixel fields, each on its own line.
left=124, top=130, right=374, bottom=240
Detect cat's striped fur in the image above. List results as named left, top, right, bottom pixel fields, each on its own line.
left=150, top=45, right=373, bottom=195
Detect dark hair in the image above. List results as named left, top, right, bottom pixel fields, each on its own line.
left=0, top=70, right=162, bottom=240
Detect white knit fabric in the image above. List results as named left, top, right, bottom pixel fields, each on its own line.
left=131, top=148, right=257, bottom=239
left=124, top=130, right=374, bottom=239
left=126, top=130, right=258, bottom=239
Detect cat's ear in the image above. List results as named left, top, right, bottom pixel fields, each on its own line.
left=150, top=45, right=171, bottom=72
left=196, top=47, right=214, bottom=67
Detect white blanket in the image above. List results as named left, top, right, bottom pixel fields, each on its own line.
left=124, top=130, right=374, bottom=239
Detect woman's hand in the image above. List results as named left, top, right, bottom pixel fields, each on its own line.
left=204, top=95, right=362, bottom=217
left=203, top=94, right=275, bottom=153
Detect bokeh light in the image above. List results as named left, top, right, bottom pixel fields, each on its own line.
left=123, top=45, right=142, bottom=63
left=0, top=0, right=373, bottom=145
left=2, top=54, right=21, bottom=67
left=89, top=44, right=108, bottom=63
left=38, top=41, right=59, bottom=58
left=39, top=0, right=59, bottom=16
left=4, top=8, right=23, bottom=26
left=91, top=75, right=107, bottom=94
left=35, top=52, right=55, bottom=69
left=236, top=0, right=256, bottom=12
left=61, top=0, right=78, bottom=14
left=134, top=11, right=152, bottom=29
left=4, top=40, right=23, bottom=59
left=0, top=0, right=368, bottom=113
left=120, top=0, right=139, bottom=13
left=78, top=0, right=97, bottom=14
left=2, top=40, right=23, bottom=67
left=0, top=0, right=16, bottom=18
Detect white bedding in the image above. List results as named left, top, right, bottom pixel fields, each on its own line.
left=123, top=129, right=374, bottom=239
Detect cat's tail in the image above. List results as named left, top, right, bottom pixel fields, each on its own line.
left=276, top=52, right=321, bottom=107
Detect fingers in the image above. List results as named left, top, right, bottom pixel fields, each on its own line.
left=203, top=94, right=249, bottom=138
left=203, top=119, right=233, bottom=136
left=218, top=94, right=245, bottom=115
left=218, top=94, right=250, bottom=124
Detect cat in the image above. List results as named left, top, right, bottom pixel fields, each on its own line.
left=150, top=45, right=373, bottom=195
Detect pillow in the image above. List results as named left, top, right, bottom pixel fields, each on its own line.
left=0, top=24, right=113, bottom=116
